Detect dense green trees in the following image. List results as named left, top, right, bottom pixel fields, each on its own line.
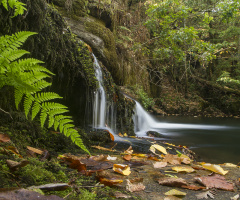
left=144, top=0, right=240, bottom=91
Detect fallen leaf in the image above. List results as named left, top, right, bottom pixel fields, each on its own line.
left=158, top=177, right=188, bottom=187
left=118, top=133, right=123, bottom=137
left=106, top=155, right=117, bottom=161
left=172, top=166, right=195, bottom=173
left=150, top=144, right=167, bottom=154
left=123, top=154, right=132, bottom=161
left=106, top=130, right=114, bottom=141
left=6, top=159, right=29, bottom=171
left=0, top=133, right=11, bottom=143
left=182, top=185, right=205, bottom=190
left=27, top=146, right=43, bottom=155
left=114, top=191, right=131, bottom=199
left=99, top=177, right=123, bottom=186
left=163, top=154, right=182, bottom=165
left=129, top=177, right=143, bottom=183
left=5, top=146, right=22, bottom=158
left=153, top=161, right=168, bottom=168
left=231, top=194, right=239, bottom=200
left=195, top=174, right=234, bottom=191
left=202, top=163, right=228, bottom=175
left=126, top=179, right=145, bottom=192
left=179, top=154, right=191, bottom=164
left=90, top=154, right=108, bottom=161
left=222, top=163, right=237, bottom=168
left=124, top=133, right=128, bottom=137
left=113, top=164, right=131, bottom=176
left=164, top=189, right=186, bottom=196
left=196, top=190, right=215, bottom=199
left=147, top=155, right=161, bottom=161
left=124, top=146, right=133, bottom=154
left=132, top=153, right=147, bottom=158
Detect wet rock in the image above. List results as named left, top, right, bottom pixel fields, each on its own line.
left=88, top=130, right=111, bottom=144
left=146, top=131, right=163, bottom=138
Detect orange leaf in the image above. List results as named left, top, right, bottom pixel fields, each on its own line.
left=113, top=164, right=131, bottom=176
left=99, top=177, right=123, bottom=186
left=123, top=154, right=132, bottom=161
left=106, top=130, right=115, bottom=141
left=0, top=134, right=11, bottom=143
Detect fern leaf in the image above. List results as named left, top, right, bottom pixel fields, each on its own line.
left=24, top=94, right=34, bottom=117
left=35, top=92, right=62, bottom=103
left=75, top=137, right=90, bottom=154
left=53, top=115, right=71, bottom=131
left=31, top=101, right=41, bottom=120
left=33, top=80, right=52, bottom=90
left=14, top=88, right=24, bottom=109
left=63, top=124, right=75, bottom=134
left=1, top=0, right=8, bottom=10
left=48, top=109, right=69, bottom=117
left=42, top=102, right=68, bottom=111
left=48, top=115, right=55, bottom=128
left=12, top=1, right=27, bottom=17
left=40, top=109, right=48, bottom=127
left=1, top=31, right=37, bottom=52
left=2, top=49, right=29, bottom=62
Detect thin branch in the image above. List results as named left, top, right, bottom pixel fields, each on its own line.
left=0, top=108, right=13, bottom=119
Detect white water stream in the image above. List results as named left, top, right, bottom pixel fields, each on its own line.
left=133, top=101, right=230, bottom=137
left=92, top=54, right=116, bottom=133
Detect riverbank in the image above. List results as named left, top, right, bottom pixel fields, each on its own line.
left=1, top=117, right=240, bottom=200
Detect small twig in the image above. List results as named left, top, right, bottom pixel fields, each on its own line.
left=64, top=191, right=73, bottom=199
left=0, top=108, right=13, bottom=119
left=110, top=143, right=117, bottom=150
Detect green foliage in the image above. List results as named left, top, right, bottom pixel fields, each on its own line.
left=0, top=31, right=90, bottom=155
left=134, top=85, right=154, bottom=110
left=217, top=71, right=240, bottom=87
left=0, top=0, right=26, bottom=17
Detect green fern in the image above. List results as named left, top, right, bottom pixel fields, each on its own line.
left=0, top=0, right=26, bottom=17
left=0, top=31, right=90, bottom=155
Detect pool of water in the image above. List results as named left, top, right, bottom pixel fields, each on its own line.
left=152, top=116, right=240, bottom=164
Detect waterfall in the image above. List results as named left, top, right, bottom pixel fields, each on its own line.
left=133, top=100, right=229, bottom=137
left=92, top=54, right=116, bottom=133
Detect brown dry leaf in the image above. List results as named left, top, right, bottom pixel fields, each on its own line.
left=158, top=177, right=188, bottom=187
left=202, top=163, right=228, bottom=175
left=126, top=179, right=145, bottom=192
left=172, top=166, right=195, bottom=173
left=164, top=189, right=186, bottom=196
left=91, top=145, right=115, bottom=152
left=182, top=185, right=205, bottom=190
left=195, top=174, right=234, bottom=191
left=153, top=161, right=168, bottom=168
left=6, top=159, right=29, bottom=171
left=99, top=177, right=123, bottom=186
left=113, top=164, right=131, bottom=176
left=179, top=154, right=192, bottom=164
left=124, top=146, right=133, bottom=154
left=0, top=133, right=11, bottom=143
left=123, top=154, right=132, bottom=161
left=129, top=177, right=143, bottom=183
left=114, top=191, right=131, bottom=199
left=147, top=154, right=161, bottom=161
left=196, top=190, right=215, bottom=199
left=27, top=146, right=43, bottom=155
left=90, top=154, right=108, bottom=161
left=163, top=154, right=182, bottom=165
left=69, top=159, right=87, bottom=172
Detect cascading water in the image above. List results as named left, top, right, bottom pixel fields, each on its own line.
left=133, top=100, right=230, bottom=136
left=92, top=54, right=116, bottom=133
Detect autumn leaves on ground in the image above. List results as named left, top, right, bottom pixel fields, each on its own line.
left=1, top=132, right=240, bottom=200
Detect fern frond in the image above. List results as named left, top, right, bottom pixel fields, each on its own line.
left=42, top=102, right=68, bottom=111
left=63, top=124, right=75, bottom=134
left=0, top=32, right=37, bottom=52
left=59, top=118, right=74, bottom=133
left=74, top=136, right=90, bottom=154
left=12, top=1, right=26, bottom=17
left=1, top=49, right=29, bottom=63
left=24, top=94, right=34, bottom=117
left=35, top=92, right=62, bottom=103
left=33, top=80, right=52, bottom=90
left=53, top=115, right=72, bottom=131
left=31, top=101, right=41, bottom=120
left=14, top=88, right=24, bottom=109
left=1, top=0, right=8, bottom=10
left=40, top=109, right=48, bottom=127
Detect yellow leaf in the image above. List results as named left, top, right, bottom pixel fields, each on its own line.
left=202, top=163, right=228, bottom=175
left=118, top=133, right=123, bottom=137
left=150, top=144, right=167, bottom=154
left=222, top=163, right=237, bottom=168
left=113, top=164, right=131, bottom=176
left=172, top=166, right=195, bottom=173
left=164, top=189, right=186, bottom=196
left=124, top=133, right=128, bottom=137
